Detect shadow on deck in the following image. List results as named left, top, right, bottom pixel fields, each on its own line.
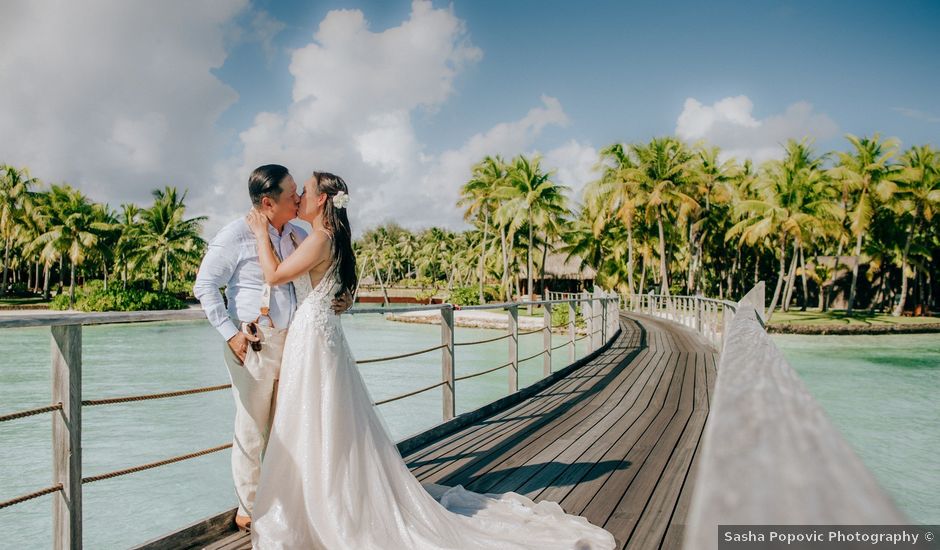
left=202, top=312, right=717, bottom=550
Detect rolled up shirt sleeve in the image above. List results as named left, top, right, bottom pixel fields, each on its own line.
left=193, top=233, right=240, bottom=342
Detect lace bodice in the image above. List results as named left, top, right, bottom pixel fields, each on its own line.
left=291, top=267, right=342, bottom=345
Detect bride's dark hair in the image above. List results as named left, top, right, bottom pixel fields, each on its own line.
left=313, top=171, right=358, bottom=298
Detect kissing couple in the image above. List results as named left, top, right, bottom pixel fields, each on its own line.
left=194, top=165, right=615, bottom=549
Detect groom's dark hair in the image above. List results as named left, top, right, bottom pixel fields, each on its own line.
left=249, top=164, right=290, bottom=207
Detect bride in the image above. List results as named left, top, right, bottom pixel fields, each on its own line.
left=245, top=171, right=615, bottom=549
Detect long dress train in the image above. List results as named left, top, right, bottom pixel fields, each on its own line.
left=251, top=269, right=616, bottom=549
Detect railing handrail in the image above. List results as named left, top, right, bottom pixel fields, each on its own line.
left=681, top=283, right=906, bottom=549
left=0, top=295, right=615, bottom=329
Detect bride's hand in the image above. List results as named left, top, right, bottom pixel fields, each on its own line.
left=246, top=209, right=269, bottom=239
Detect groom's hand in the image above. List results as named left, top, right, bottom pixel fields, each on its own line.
left=227, top=332, right=255, bottom=363
left=331, top=290, right=353, bottom=314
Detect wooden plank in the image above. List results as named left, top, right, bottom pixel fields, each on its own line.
left=0, top=308, right=206, bottom=329
left=465, top=345, right=664, bottom=495
left=407, top=320, right=637, bottom=479
left=566, top=349, right=686, bottom=522
left=132, top=509, right=237, bottom=550
left=533, top=349, right=678, bottom=508
left=415, top=344, right=636, bottom=484
left=51, top=324, right=81, bottom=550
left=486, top=347, right=668, bottom=498
left=615, top=352, right=706, bottom=548
left=660, top=353, right=715, bottom=550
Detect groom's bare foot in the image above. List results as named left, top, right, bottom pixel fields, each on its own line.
left=235, top=514, right=252, bottom=532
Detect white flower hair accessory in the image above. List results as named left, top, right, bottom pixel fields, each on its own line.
left=332, top=191, right=350, bottom=209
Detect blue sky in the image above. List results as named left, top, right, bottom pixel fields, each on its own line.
left=216, top=0, right=940, bottom=155
left=2, top=0, right=938, bottom=235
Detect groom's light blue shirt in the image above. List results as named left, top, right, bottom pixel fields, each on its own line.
left=194, top=218, right=307, bottom=341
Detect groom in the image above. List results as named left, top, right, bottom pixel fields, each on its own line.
left=194, top=164, right=352, bottom=530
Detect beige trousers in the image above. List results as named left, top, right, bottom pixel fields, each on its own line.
left=223, top=324, right=287, bottom=518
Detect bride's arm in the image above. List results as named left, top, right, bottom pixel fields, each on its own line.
left=247, top=211, right=328, bottom=286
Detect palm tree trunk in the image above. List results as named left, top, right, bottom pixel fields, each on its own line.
left=638, top=256, right=646, bottom=297
left=893, top=221, right=916, bottom=316
left=372, top=258, right=389, bottom=307
left=162, top=256, right=169, bottom=292
left=478, top=214, right=489, bottom=304
left=539, top=236, right=548, bottom=301
left=68, top=261, right=76, bottom=309
left=782, top=241, right=799, bottom=312
left=657, top=211, right=669, bottom=295
left=626, top=223, right=635, bottom=295
left=823, top=241, right=843, bottom=312
left=526, top=222, right=534, bottom=314
left=847, top=231, right=863, bottom=314
left=1, top=238, right=9, bottom=295
left=799, top=244, right=809, bottom=311
left=500, top=226, right=509, bottom=301
left=766, top=237, right=788, bottom=322
left=42, top=263, right=50, bottom=300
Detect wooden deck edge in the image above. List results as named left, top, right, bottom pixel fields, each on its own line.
left=397, top=325, right=624, bottom=457
left=133, top=325, right=624, bottom=549
left=131, top=508, right=238, bottom=550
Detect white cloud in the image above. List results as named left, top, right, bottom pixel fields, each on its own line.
left=540, top=140, right=598, bottom=203
left=675, top=95, right=839, bottom=163
left=205, top=1, right=567, bottom=236
left=0, top=0, right=248, bottom=205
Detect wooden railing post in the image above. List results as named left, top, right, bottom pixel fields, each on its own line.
left=567, top=300, right=576, bottom=363
left=696, top=298, right=703, bottom=334
left=583, top=292, right=594, bottom=352
left=508, top=304, right=518, bottom=393
left=51, top=324, right=82, bottom=550
left=600, top=293, right=608, bottom=345
left=543, top=302, right=552, bottom=377
left=440, top=306, right=455, bottom=422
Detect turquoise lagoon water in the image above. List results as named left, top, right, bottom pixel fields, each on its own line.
left=772, top=333, right=939, bottom=526
left=0, top=315, right=588, bottom=549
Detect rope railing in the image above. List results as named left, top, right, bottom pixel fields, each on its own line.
left=0, top=402, right=62, bottom=423
left=454, top=333, right=512, bottom=347
left=356, top=343, right=447, bottom=365
left=518, top=327, right=545, bottom=336
left=81, top=384, right=232, bottom=407
left=518, top=350, right=546, bottom=364
left=373, top=380, right=446, bottom=406
left=551, top=341, right=569, bottom=351
left=0, top=484, right=63, bottom=510
left=454, top=361, right=513, bottom=382
left=81, top=443, right=233, bottom=485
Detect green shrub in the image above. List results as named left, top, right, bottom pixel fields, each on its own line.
left=448, top=286, right=479, bottom=306
left=49, top=285, right=186, bottom=312
left=551, top=302, right=585, bottom=328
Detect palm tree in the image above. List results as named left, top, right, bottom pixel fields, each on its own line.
left=628, top=137, right=696, bottom=295
left=497, top=155, right=570, bottom=312
left=134, top=186, right=206, bottom=291
left=33, top=185, right=107, bottom=308
left=588, top=143, right=645, bottom=294
left=1, top=165, right=36, bottom=295
left=726, top=140, right=836, bottom=320
left=459, top=155, right=505, bottom=303
left=828, top=134, right=901, bottom=313
left=891, top=145, right=940, bottom=316
left=687, top=146, right=740, bottom=293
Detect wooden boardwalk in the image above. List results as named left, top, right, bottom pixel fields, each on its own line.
left=205, top=312, right=717, bottom=550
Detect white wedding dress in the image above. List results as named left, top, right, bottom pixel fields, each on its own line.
left=251, top=268, right=616, bottom=549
